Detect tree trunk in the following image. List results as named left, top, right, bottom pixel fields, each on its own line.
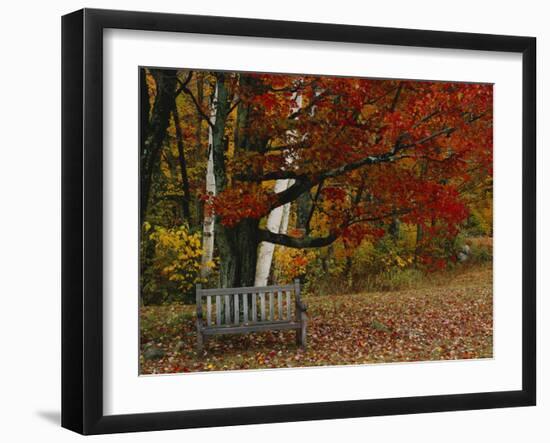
left=212, top=73, right=231, bottom=193
left=195, top=72, right=204, bottom=152
left=215, top=73, right=268, bottom=289
left=140, top=69, right=177, bottom=227
left=296, top=191, right=312, bottom=231
left=345, top=255, right=353, bottom=288
left=172, top=105, right=192, bottom=224
left=254, top=179, right=291, bottom=286
left=217, top=219, right=260, bottom=288
left=200, top=82, right=218, bottom=278
left=206, top=73, right=234, bottom=286
left=194, top=73, right=205, bottom=230
left=389, top=216, right=401, bottom=241
left=279, top=190, right=292, bottom=234
left=415, top=223, right=424, bottom=265
left=140, top=68, right=150, bottom=160
left=414, top=161, right=428, bottom=265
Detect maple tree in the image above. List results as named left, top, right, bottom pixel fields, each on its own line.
left=207, top=72, right=493, bottom=287
left=139, top=67, right=492, bottom=293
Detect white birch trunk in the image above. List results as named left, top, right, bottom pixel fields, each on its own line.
left=254, top=179, right=290, bottom=286
left=279, top=180, right=294, bottom=234
left=200, top=85, right=217, bottom=278
left=254, top=91, right=303, bottom=286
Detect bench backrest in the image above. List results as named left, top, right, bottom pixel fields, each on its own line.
left=196, top=280, right=301, bottom=327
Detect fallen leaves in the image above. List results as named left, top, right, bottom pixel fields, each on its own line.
left=140, top=265, right=492, bottom=374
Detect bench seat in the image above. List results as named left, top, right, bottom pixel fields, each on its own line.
left=202, top=321, right=302, bottom=336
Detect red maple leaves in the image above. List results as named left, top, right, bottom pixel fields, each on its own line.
left=212, top=73, right=492, bottom=250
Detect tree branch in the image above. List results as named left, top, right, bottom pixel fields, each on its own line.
left=390, top=82, right=403, bottom=111
left=347, top=208, right=413, bottom=227
left=305, top=180, right=324, bottom=233
left=412, top=110, right=440, bottom=128
left=259, top=228, right=338, bottom=248
left=235, top=169, right=304, bottom=182
left=367, top=85, right=399, bottom=105
left=260, top=207, right=413, bottom=249
left=240, top=112, right=488, bottom=195
left=320, top=149, right=399, bottom=180
left=177, top=75, right=214, bottom=128
left=174, top=71, right=193, bottom=97
left=269, top=177, right=314, bottom=210
left=400, top=126, right=455, bottom=149
left=228, top=98, right=241, bottom=115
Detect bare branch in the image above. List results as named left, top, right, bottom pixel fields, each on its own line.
left=177, top=75, right=214, bottom=128
left=228, top=98, right=241, bottom=115
left=174, top=71, right=193, bottom=96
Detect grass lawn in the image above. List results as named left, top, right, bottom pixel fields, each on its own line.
left=140, top=264, right=492, bottom=374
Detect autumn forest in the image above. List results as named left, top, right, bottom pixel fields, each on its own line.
left=139, top=68, right=493, bottom=373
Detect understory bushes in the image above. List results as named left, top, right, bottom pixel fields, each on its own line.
left=140, top=223, right=216, bottom=305
left=140, top=219, right=492, bottom=305
left=273, top=222, right=493, bottom=296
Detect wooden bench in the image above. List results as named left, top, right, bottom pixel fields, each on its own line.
left=196, top=279, right=307, bottom=350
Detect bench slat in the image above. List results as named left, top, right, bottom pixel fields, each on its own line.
left=278, top=290, right=283, bottom=320
left=243, top=293, right=248, bottom=323
left=216, top=295, right=221, bottom=326
left=224, top=295, right=231, bottom=324
left=206, top=296, right=212, bottom=326
left=199, top=284, right=295, bottom=296
left=234, top=293, right=239, bottom=324
left=260, top=292, right=266, bottom=321
left=269, top=292, right=274, bottom=321
left=286, top=290, right=291, bottom=320
left=252, top=293, right=257, bottom=322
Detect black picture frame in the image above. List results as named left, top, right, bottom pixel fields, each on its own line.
left=61, top=8, right=536, bottom=435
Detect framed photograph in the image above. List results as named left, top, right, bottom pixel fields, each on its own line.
left=62, top=8, right=536, bottom=435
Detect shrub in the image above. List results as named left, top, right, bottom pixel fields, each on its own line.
left=141, top=224, right=214, bottom=305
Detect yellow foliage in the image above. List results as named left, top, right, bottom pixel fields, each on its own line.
left=148, top=225, right=213, bottom=295
left=273, top=246, right=316, bottom=282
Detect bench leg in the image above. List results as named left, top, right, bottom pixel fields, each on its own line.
left=196, top=324, right=204, bottom=352
left=296, top=314, right=307, bottom=350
